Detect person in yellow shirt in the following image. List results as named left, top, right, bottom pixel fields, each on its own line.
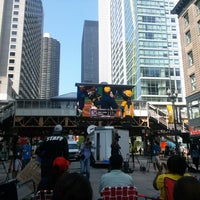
left=153, top=155, right=190, bottom=200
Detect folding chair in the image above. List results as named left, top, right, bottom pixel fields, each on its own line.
left=35, top=190, right=53, bottom=200
left=101, top=186, right=138, bottom=200
left=100, top=186, right=161, bottom=200
left=164, top=177, right=176, bottom=200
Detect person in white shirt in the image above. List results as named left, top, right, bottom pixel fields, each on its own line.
left=99, top=154, right=134, bottom=194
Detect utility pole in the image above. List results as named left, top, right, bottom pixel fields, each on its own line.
left=167, top=89, right=180, bottom=156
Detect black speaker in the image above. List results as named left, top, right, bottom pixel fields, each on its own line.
left=0, top=180, right=18, bottom=200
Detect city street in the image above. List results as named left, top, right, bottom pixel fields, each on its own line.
left=75, top=156, right=161, bottom=200
left=0, top=156, right=199, bottom=200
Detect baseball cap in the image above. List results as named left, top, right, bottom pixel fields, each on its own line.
left=54, top=124, right=63, bottom=132
left=53, top=157, right=70, bottom=173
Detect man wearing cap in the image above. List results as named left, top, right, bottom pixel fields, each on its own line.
left=36, top=124, right=69, bottom=190
left=46, top=156, right=70, bottom=190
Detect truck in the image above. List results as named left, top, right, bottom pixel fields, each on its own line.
left=88, top=126, right=130, bottom=165
left=68, top=136, right=79, bottom=161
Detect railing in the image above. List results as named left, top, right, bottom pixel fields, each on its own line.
left=15, top=99, right=77, bottom=116
left=148, top=103, right=188, bottom=132
left=0, top=102, right=15, bottom=122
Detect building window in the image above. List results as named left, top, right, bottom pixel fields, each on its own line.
left=189, top=100, right=200, bottom=119
left=170, top=68, right=174, bottom=76
left=173, top=42, right=178, bottom=47
left=10, top=45, right=16, bottom=49
left=185, top=30, right=191, bottom=44
left=190, top=74, right=196, bottom=91
left=174, top=51, right=178, bottom=56
left=11, top=38, right=17, bottom=42
left=188, top=51, right=194, bottom=66
left=10, top=52, right=15, bottom=56
left=142, top=16, right=156, bottom=23
left=145, top=32, right=154, bottom=39
left=171, top=18, right=175, bottom=23
left=13, top=18, right=18, bottom=22
left=184, top=13, right=189, bottom=26
left=171, top=26, right=176, bottom=31
left=13, top=11, right=19, bottom=15
left=196, top=0, right=200, bottom=15
left=9, top=66, right=14, bottom=71
left=11, top=31, right=17, bottom=35
left=14, top=5, right=19, bottom=8
left=8, top=74, right=14, bottom=78
left=12, top=24, right=18, bottom=28
left=175, top=68, right=180, bottom=76
left=9, top=59, right=15, bottom=64
left=172, top=34, right=177, bottom=39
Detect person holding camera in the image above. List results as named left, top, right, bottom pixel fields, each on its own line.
left=80, top=137, right=93, bottom=180
left=111, top=132, right=121, bottom=156
left=111, top=139, right=121, bottom=156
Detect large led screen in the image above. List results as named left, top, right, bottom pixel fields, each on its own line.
left=76, top=83, right=134, bottom=118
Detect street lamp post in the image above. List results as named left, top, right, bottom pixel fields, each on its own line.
left=167, top=89, right=180, bottom=156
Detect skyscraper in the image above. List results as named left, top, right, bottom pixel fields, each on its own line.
left=99, top=0, right=186, bottom=106
left=0, top=0, right=43, bottom=100
left=98, top=1, right=112, bottom=84
left=81, top=20, right=99, bottom=84
left=40, top=33, right=60, bottom=99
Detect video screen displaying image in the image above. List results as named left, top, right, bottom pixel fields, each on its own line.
left=76, top=83, right=134, bottom=118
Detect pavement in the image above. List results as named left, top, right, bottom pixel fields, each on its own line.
left=0, top=156, right=199, bottom=200
left=88, top=156, right=161, bottom=200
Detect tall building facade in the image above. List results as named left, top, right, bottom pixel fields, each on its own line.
left=99, top=0, right=186, bottom=106
left=81, top=20, right=99, bottom=84
left=0, top=0, right=43, bottom=100
left=40, top=33, right=60, bottom=99
left=98, top=1, right=112, bottom=84
left=172, top=0, right=200, bottom=135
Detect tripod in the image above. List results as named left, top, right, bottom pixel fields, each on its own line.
left=0, top=159, right=10, bottom=183
left=145, top=156, right=152, bottom=172
left=134, top=154, right=152, bottom=172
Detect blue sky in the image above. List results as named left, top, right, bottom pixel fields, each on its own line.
left=42, top=1, right=98, bottom=95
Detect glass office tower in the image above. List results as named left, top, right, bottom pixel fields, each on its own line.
left=81, top=20, right=99, bottom=84
left=100, top=0, right=185, bottom=105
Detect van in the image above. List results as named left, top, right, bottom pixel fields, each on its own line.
left=68, top=139, right=79, bottom=161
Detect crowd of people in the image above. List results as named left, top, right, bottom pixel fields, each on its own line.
left=7, top=135, right=32, bottom=178
left=1, top=125, right=200, bottom=200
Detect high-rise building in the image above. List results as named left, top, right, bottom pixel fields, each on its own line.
left=98, top=1, right=112, bottom=84
left=172, top=0, right=200, bottom=134
left=40, top=33, right=60, bottom=99
left=0, top=0, right=43, bottom=100
left=99, top=0, right=186, bottom=106
left=81, top=20, right=99, bottom=84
